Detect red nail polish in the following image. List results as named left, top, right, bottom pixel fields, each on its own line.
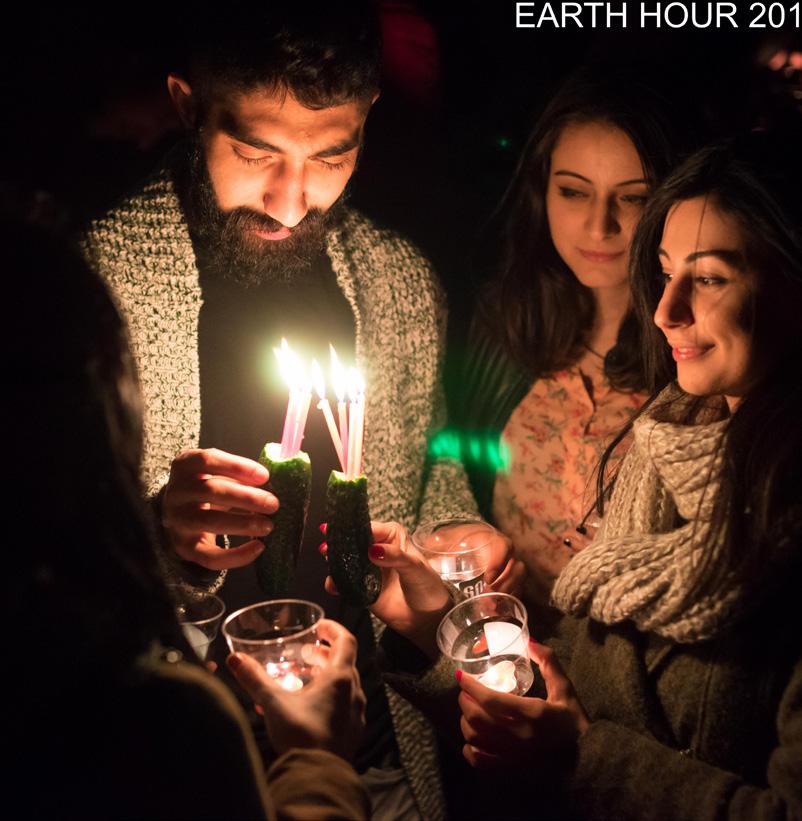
left=319, top=522, right=327, bottom=534
left=319, top=541, right=328, bottom=555
left=455, top=669, right=463, bottom=682
left=368, top=545, right=385, bottom=560
left=227, top=653, right=241, bottom=670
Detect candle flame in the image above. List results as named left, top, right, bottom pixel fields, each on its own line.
left=330, top=345, right=348, bottom=402
left=274, top=339, right=306, bottom=393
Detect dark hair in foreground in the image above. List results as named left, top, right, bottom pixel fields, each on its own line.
left=600, top=127, right=802, bottom=601
left=5, top=217, right=184, bottom=675
left=481, top=67, right=690, bottom=390
left=184, top=1, right=381, bottom=109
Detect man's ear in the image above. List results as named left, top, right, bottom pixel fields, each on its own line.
left=167, top=74, right=196, bottom=128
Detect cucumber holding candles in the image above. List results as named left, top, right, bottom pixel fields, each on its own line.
left=255, top=443, right=312, bottom=597
left=325, top=471, right=381, bottom=606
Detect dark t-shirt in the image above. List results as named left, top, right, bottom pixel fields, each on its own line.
left=197, top=255, right=396, bottom=772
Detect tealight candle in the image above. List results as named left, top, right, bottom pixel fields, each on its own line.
left=479, top=660, right=518, bottom=693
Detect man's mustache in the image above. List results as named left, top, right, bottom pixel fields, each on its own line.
left=222, top=207, right=328, bottom=236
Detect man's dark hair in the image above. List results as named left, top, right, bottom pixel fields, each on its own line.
left=182, top=2, right=381, bottom=109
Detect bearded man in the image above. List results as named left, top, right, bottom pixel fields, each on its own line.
left=80, top=6, right=506, bottom=820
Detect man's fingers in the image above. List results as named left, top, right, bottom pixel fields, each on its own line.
left=173, top=448, right=269, bottom=485
left=315, top=619, right=358, bottom=667
left=175, top=538, right=265, bottom=570
left=167, top=507, right=273, bottom=537
left=168, top=477, right=279, bottom=513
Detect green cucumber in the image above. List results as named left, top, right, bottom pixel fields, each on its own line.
left=325, top=470, right=381, bottom=606
left=255, top=443, right=312, bottom=597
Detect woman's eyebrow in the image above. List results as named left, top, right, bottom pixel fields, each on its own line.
left=553, top=170, right=647, bottom=186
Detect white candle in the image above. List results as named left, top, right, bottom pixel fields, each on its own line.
left=279, top=671, right=304, bottom=692
left=330, top=345, right=349, bottom=463
left=478, top=660, right=517, bottom=693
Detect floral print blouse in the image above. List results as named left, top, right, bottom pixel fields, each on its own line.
left=492, top=366, right=646, bottom=601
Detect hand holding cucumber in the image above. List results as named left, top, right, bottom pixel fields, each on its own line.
left=162, top=448, right=279, bottom=570
left=324, top=520, right=452, bottom=658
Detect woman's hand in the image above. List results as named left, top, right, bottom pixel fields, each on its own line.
left=457, top=641, right=589, bottom=770
left=323, top=521, right=452, bottom=658
left=226, top=619, right=366, bottom=761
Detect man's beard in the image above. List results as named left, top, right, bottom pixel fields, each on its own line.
left=182, top=136, right=347, bottom=287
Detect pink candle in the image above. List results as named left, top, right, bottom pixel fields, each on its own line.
left=313, top=359, right=345, bottom=471
left=292, top=391, right=312, bottom=456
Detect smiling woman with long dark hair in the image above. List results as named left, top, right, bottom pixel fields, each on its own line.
left=454, top=127, right=802, bottom=820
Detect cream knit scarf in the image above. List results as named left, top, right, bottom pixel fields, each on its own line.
left=551, top=386, right=743, bottom=643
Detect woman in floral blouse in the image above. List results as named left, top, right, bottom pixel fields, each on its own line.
left=455, top=68, right=696, bottom=601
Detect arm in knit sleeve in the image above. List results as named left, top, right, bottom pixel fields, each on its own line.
left=416, top=260, right=481, bottom=525
left=567, top=655, right=802, bottom=820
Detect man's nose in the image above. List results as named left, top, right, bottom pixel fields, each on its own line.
left=263, top=162, right=308, bottom=228
left=586, top=197, right=620, bottom=241
left=654, top=279, right=693, bottom=331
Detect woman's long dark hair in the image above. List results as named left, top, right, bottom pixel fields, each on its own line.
left=5, top=217, right=186, bottom=677
left=481, top=67, right=691, bottom=389
left=600, top=128, right=802, bottom=599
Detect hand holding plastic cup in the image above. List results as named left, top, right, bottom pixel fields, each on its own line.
left=222, top=599, right=324, bottom=692
left=437, top=592, right=534, bottom=695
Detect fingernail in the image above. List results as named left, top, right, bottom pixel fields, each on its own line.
left=455, top=669, right=463, bottom=682
left=252, top=518, right=270, bottom=534
left=252, top=466, right=269, bottom=482
left=227, top=653, right=242, bottom=671
left=319, top=522, right=327, bottom=534
left=368, top=545, right=385, bottom=560
left=319, top=541, right=328, bottom=555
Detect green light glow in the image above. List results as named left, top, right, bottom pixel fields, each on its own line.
left=428, top=429, right=511, bottom=473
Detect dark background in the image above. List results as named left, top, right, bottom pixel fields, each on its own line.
left=1, top=2, right=799, bottom=300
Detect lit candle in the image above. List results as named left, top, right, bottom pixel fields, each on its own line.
left=274, top=340, right=311, bottom=459
left=478, top=660, right=517, bottom=693
left=266, top=662, right=305, bottom=692
left=274, top=340, right=297, bottom=457
left=279, top=671, right=304, bottom=692
left=330, top=345, right=349, bottom=463
left=313, top=360, right=345, bottom=471
left=344, top=368, right=366, bottom=478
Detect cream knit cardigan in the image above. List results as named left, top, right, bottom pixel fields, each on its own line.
left=84, top=166, right=479, bottom=821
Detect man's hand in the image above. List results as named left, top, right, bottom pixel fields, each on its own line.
left=162, top=448, right=278, bottom=570
left=227, top=619, right=366, bottom=761
left=457, top=640, right=589, bottom=771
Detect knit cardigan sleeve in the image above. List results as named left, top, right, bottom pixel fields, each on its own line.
left=566, top=653, right=802, bottom=820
